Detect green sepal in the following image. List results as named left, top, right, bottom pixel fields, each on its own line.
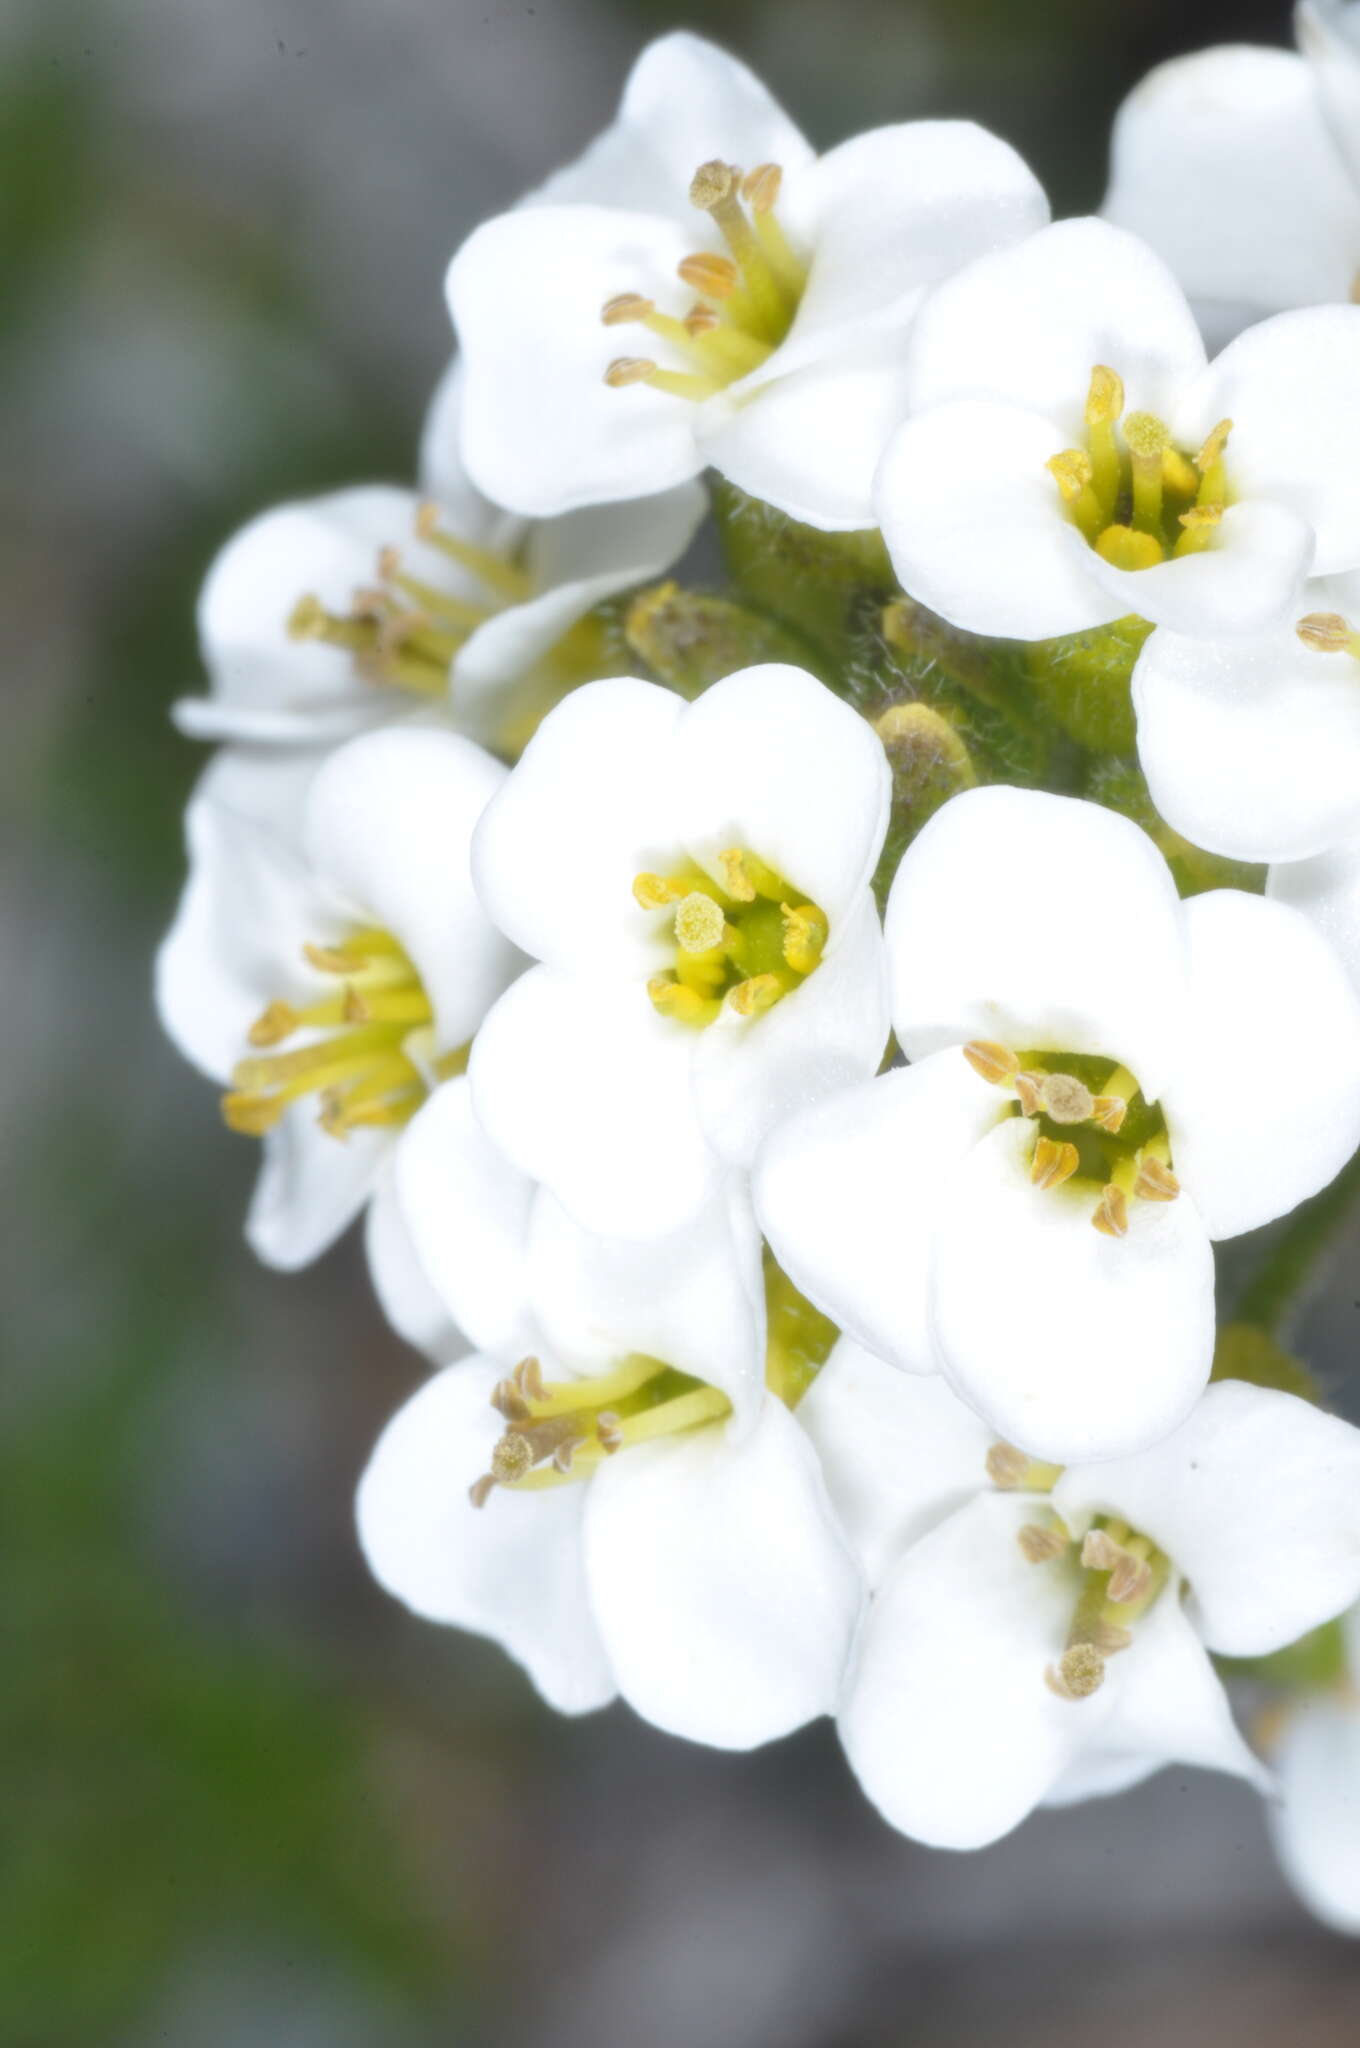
left=712, top=479, right=894, bottom=659
left=1023, top=615, right=1150, bottom=757
left=1216, top=1617, right=1350, bottom=1691
left=1210, top=1321, right=1320, bottom=1404
left=623, top=579, right=821, bottom=697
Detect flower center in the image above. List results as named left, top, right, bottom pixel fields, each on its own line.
left=287, top=501, right=532, bottom=699
left=222, top=925, right=465, bottom=1140
left=633, top=847, right=829, bottom=1028
left=963, top=1041, right=1180, bottom=1237
left=471, top=1257, right=837, bottom=1508
left=1047, top=365, right=1233, bottom=572
left=602, top=159, right=808, bottom=404
left=987, top=1448, right=1170, bottom=1702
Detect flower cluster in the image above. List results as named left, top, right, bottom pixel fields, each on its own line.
left=158, top=26, right=1360, bottom=1926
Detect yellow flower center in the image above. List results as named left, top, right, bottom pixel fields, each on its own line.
left=1047, top=365, right=1233, bottom=572
left=633, top=846, right=829, bottom=1028
left=602, top=158, right=808, bottom=403
left=287, top=501, right=532, bottom=700
left=962, top=1041, right=1179, bottom=1237
left=470, top=1255, right=837, bottom=1508
left=222, top=925, right=466, bottom=1141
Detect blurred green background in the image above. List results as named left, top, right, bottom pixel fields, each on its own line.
left=6, top=2, right=1360, bottom=2042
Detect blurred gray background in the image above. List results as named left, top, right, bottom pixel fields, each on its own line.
left=5, top=1, right=1359, bottom=2042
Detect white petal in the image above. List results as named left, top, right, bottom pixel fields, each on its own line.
left=798, top=1338, right=994, bottom=1587
left=903, top=217, right=1206, bottom=435
left=303, top=726, right=518, bottom=1054
left=674, top=663, right=891, bottom=922
left=154, top=750, right=339, bottom=1083
left=392, top=1078, right=537, bottom=1359
left=469, top=969, right=721, bottom=1239
left=772, top=122, right=1049, bottom=374
left=454, top=482, right=707, bottom=743
left=527, top=1181, right=767, bottom=1429
left=1055, top=1380, right=1360, bottom=1657
left=1104, top=47, right=1360, bottom=322
left=1268, top=835, right=1360, bottom=995
left=181, top=486, right=466, bottom=744
left=1084, top=500, right=1314, bottom=638
left=1042, top=1750, right=1162, bottom=1807
left=1271, top=1693, right=1360, bottom=1935
left=930, top=1116, right=1215, bottom=1464
left=702, top=340, right=915, bottom=531
left=471, top=676, right=684, bottom=972
left=583, top=1398, right=861, bottom=1748
left=875, top=399, right=1117, bottom=640
left=839, top=1491, right=1111, bottom=1849
left=416, top=358, right=522, bottom=551
left=885, top=785, right=1189, bottom=1102
left=753, top=1051, right=1002, bottom=1373
left=1165, top=889, right=1360, bottom=1238
left=1299, top=0, right=1360, bottom=191
left=247, top=1108, right=387, bottom=1270
left=356, top=1359, right=615, bottom=1716
left=1132, top=621, right=1360, bottom=861
left=692, top=893, right=890, bottom=1168
left=448, top=206, right=705, bottom=515
left=364, top=1163, right=464, bottom=1361
left=1175, top=307, right=1360, bottom=574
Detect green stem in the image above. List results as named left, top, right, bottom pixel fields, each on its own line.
left=1234, top=1146, right=1360, bottom=1336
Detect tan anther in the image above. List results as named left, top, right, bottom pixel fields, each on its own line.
left=490, top=1377, right=532, bottom=1423
left=689, top=159, right=740, bottom=211
left=1081, top=1531, right=1152, bottom=1604
left=1179, top=503, right=1223, bottom=531
left=1090, top=1619, right=1134, bottom=1654
left=342, top=985, right=370, bottom=1024
left=741, top=162, right=783, bottom=211
left=490, top=1430, right=535, bottom=1485
left=986, top=1443, right=1031, bottom=1490
left=678, top=251, right=739, bottom=299
left=1297, top=611, right=1354, bottom=653
left=1095, top=524, right=1164, bottom=570
left=596, top=1411, right=623, bottom=1454
left=1046, top=1642, right=1106, bottom=1701
left=1195, top=418, right=1233, bottom=471
left=963, top=1040, right=1020, bottom=1087
left=1092, top=1184, right=1129, bottom=1238
left=514, top=1356, right=546, bottom=1404
left=247, top=1000, right=299, bottom=1047
left=1014, top=1071, right=1045, bottom=1117
left=674, top=890, right=726, bottom=954
left=633, top=871, right=686, bottom=909
left=1134, top=1155, right=1180, bottom=1203
left=1038, top=1073, right=1095, bottom=1125
left=467, top=1473, right=497, bottom=1510
left=717, top=848, right=757, bottom=901
left=551, top=1434, right=586, bottom=1474
left=604, top=356, right=656, bottom=387
left=729, top=973, right=783, bottom=1016
left=1047, top=449, right=1094, bottom=502
left=1031, top=1135, right=1080, bottom=1191
left=1085, top=365, right=1124, bottom=425
left=601, top=292, right=654, bottom=326
left=684, top=305, right=719, bottom=336
left=1123, top=411, right=1170, bottom=458
left=287, top=592, right=328, bottom=640
left=1018, top=1522, right=1069, bottom=1563
left=1091, top=1095, right=1127, bottom=1134
left=781, top=901, right=828, bottom=976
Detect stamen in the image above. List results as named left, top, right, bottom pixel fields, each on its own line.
left=1081, top=1529, right=1153, bottom=1606
left=740, top=163, right=782, bottom=211
left=1018, top=1521, right=1071, bottom=1563
left=647, top=974, right=722, bottom=1027
left=1090, top=1095, right=1127, bottom=1134
left=677, top=251, right=739, bottom=300
left=1174, top=503, right=1224, bottom=558
left=602, top=292, right=655, bottom=325
left=1084, top=365, right=1125, bottom=510
left=413, top=501, right=531, bottom=602
left=728, top=973, right=784, bottom=1017
left=604, top=355, right=719, bottom=401
left=963, top=1040, right=1021, bottom=1087
left=1133, top=1154, right=1179, bottom=1202
left=1091, top=1184, right=1129, bottom=1238
left=688, top=158, right=788, bottom=334
left=1045, top=1642, right=1106, bottom=1701
left=781, top=902, right=828, bottom=975
left=986, top=1443, right=1063, bottom=1492
left=1047, top=449, right=1103, bottom=541
left=1195, top=418, right=1233, bottom=498
left=1094, top=524, right=1165, bottom=571
left=1298, top=611, right=1360, bottom=656
left=633, top=871, right=689, bottom=909
left=1031, top=1135, right=1079, bottom=1190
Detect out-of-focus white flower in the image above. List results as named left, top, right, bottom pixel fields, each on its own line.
left=357, top=1079, right=861, bottom=1739
left=446, top=31, right=1048, bottom=530
left=1103, top=31, right=1360, bottom=347
left=807, top=1356, right=1360, bottom=1850
left=1131, top=572, right=1360, bottom=863
left=756, top=787, right=1360, bottom=1463
left=175, top=365, right=706, bottom=754
left=1269, top=828, right=1360, bottom=994
left=876, top=217, right=1360, bottom=642
left=1269, top=1607, right=1360, bottom=1935
left=468, top=663, right=891, bottom=1239
left=154, top=727, right=519, bottom=1351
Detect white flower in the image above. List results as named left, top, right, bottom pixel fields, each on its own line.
left=468, top=662, right=892, bottom=1239
left=1268, top=1607, right=1360, bottom=1935
left=755, top=786, right=1360, bottom=1463
left=1269, top=829, right=1360, bottom=994
left=175, top=363, right=706, bottom=754
left=875, top=217, right=1360, bottom=642
left=446, top=31, right=1048, bottom=530
left=805, top=1352, right=1360, bottom=1851
left=356, top=1078, right=861, bottom=1740
left=1103, top=30, right=1360, bottom=348
left=154, top=726, right=520, bottom=1351
left=1131, top=572, right=1360, bottom=864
